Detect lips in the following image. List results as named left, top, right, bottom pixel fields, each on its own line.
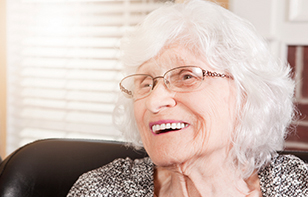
left=150, top=122, right=189, bottom=134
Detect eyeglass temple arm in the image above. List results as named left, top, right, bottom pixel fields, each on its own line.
left=119, top=84, right=133, bottom=97
left=203, top=70, right=233, bottom=79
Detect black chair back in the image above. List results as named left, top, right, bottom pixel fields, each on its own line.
left=0, top=139, right=147, bottom=197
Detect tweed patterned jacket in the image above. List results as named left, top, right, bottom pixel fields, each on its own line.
left=67, top=154, right=308, bottom=196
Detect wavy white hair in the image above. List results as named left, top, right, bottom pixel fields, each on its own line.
left=113, top=0, right=296, bottom=178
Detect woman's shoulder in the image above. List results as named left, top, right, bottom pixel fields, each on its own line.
left=67, top=157, right=154, bottom=196
left=259, top=153, right=308, bottom=196
left=88, top=156, right=154, bottom=177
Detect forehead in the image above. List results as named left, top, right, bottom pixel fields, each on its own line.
left=137, top=45, right=207, bottom=73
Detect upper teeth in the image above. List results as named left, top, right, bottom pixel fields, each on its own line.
left=152, top=123, right=188, bottom=134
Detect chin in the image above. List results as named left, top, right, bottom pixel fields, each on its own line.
left=147, top=146, right=193, bottom=167
left=151, top=156, right=181, bottom=167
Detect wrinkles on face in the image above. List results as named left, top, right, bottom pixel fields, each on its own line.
left=172, top=80, right=237, bottom=176
left=134, top=45, right=237, bottom=170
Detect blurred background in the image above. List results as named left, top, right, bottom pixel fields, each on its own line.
left=0, top=0, right=308, bottom=159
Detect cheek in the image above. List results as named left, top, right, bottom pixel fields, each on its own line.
left=185, top=89, right=222, bottom=122
left=133, top=100, right=148, bottom=139
left=198, top=82, right=237, bottom=121
left=183, top=86, right=236, bottom=144
left=133, top=103, right=145, bottom=137
left=133, top=99, right=146, bottom=123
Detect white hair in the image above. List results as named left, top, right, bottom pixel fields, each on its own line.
left=113, top=0, right=296, bottom=178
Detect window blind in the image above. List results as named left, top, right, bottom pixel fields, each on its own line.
left=6, top=0, right=167, bottom=155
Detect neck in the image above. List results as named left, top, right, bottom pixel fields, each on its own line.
left=154, top=151, right=261, bottom=197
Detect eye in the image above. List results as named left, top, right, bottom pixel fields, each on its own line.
left=133, top=75, right=153, bottom=97
left=166, top=67, right=203, bottom=90
left=178, top=70, right=198, bottom=81
left=138, top=77, right=153, bottom=89
left=175, top=68, right=202, bottom=88
left=140, top=81, right=152, bottom=88
left=182, top=74, right=195, bottom=80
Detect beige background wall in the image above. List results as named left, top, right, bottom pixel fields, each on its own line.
left=0, top=0, right=7, bottom=159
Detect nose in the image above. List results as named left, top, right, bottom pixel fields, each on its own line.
left=145, top=79, right=176, bottom=114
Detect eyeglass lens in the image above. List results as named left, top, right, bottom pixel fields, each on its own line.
left=120, top=66, right=204, bottom=99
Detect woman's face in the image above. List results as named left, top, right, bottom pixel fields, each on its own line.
left=134, top=45, right=237, bottom=167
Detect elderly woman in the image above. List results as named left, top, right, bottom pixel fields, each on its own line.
left=67, top=0, right=308, bottom=196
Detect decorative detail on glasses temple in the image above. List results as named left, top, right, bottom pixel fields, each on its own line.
left=119, top=84, right=133, bottom=97
left=203, top=70, right=232, bottom=79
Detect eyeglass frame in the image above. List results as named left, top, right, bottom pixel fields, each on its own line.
left=119, top=65, right=233, bottom=99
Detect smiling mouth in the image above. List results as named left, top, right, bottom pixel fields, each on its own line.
left=152, top=122, right=189, bottom=134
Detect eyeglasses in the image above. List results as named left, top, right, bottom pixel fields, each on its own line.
left=119, top=66, right=232, bottom=99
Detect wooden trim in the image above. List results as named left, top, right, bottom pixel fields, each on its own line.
left=219, top=0, right=229, bottom=9
left=0, top=0, right=7, bottom=158
left=175, top=0, right=229, bottom=9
